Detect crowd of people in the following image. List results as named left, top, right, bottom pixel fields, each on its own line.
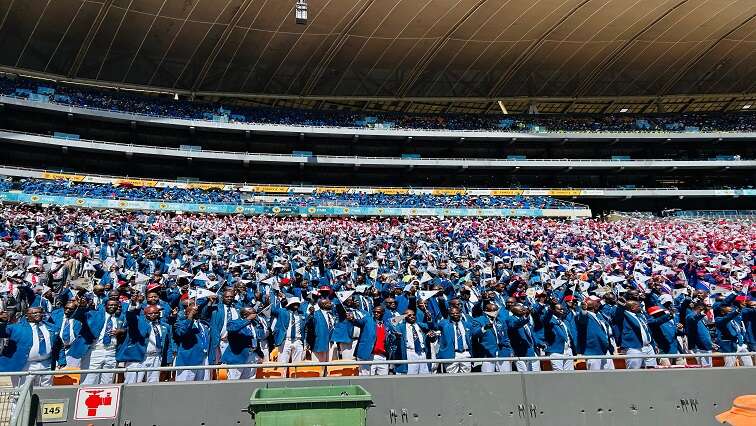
left=8, top=178, right=582, bottom=210
left=2, top=75, right=755, bottom=132
left=0, top=205, right=753, bottom=387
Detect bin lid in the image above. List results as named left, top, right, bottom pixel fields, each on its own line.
left=249, top=385, right=372, bottom=406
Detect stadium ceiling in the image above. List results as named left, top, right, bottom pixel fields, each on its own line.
left=0, top=0, right=755, bottom=113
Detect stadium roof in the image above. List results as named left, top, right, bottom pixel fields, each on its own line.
left=0, top=0, right=754, bottom=106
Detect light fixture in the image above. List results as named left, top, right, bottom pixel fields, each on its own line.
left=497, top=101, right=508, bottom=114
left=619, top=108, right=629, bottom=113
left=743, top=104, right=752, bottom=110
left=174, top=93, right=179, bottom=101
left=295, top=0, right=308, bottom=24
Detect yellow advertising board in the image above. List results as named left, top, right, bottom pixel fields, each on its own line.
left=375, top=188, right=410, bottom=195
left=548, top=189, right=582, bottom=196
left=432, top=188, right=467, bottom=196
left=253, top=185, right=291, bottom=193
left=41, top=172, right=85, bottom=182
left=316, top=187, right=350, bottom=194
left=114, top=179, right=158, bottom=187
left=490, top=190, right=524, bottom=196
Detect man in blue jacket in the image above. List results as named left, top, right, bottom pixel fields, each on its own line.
left=307, top=298, right=337, bottom=362
left=576, top=298, right=614, bottom=370
left=716, top=303, right=751, bottom=367
left=507, top=303, right=540, bottom=372
left=646, top=306, right=684, bottom=366
left=471, top=302, right=512, bottom=373
left=271, top=296, right=307, bottom=369
left=221, top=307, right=259, bottom=380
left=0, top=307, right=66, bottom=387
left=614, top=300, right=657, bottom=369
left=432, top=307, right=473, bottom=373
left=173, top=303, right=211, bottom=381
left=348, top=305, right=395, bottom=376
left=81, top=300, right=125, bottom=385
left=50, top=300, right=86, bottom=368
left=207, top=289, right=240, bottom=364
left=392, top=309, right=431, bottom=375
left=120, top=305, right=173, bottom=384
left=542, top=303, right=576, bottom=371
left=686, top=301, right=713, bottom=367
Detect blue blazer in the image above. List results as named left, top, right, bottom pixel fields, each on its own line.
left=685, top=312, right=713, bottom=351
left=542, top=309, right=574, bottom=355
left=392, top=320, right=429, bottom=374
left=506, top=316, right=536, bottom=357
left=116, top=310, right=173, bottom=364
left=306, top=309, right=335, bottom=352
left=433, top=319, right=473, bottom=359
left=270, top=306, right=307, bottom=347
left=614, top=307, right=655, bottom=350
left=743, top=307, right=756, bottom=350
left=715, top=309, right=743, bottom=353
left=0, top=321, right=66, bottom=372
left=471, top=315, right=511, bottom=357
left=207, top=303, right=239, bottom=354
left=173, top=318, right=211, bottom=366
left=80, top=308, right=125, bottom=354
left=647, top=313, right=681, bottom=354
left=49, top=310, right=88, bottom=359
left=220, top=319, right=257, bottom=365
left=576, top=312, right=612, bottom=356
left=332, top=307, right=362, bottom=344
left=351, top=316, right=396, bottom=361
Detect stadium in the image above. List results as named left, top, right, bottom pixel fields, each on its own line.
left=0, top=1, right=754, bottom=425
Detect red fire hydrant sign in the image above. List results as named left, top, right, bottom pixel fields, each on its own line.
left=73, top=386, right=121, bottom=420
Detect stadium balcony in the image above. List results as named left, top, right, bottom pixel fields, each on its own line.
left=1, top=76, right=755, bottom=142
left=1, top=129, right=755, bottom=171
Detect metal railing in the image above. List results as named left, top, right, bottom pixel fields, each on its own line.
left=1, top=129, right=755, bottom=168
left=3, top=94, right=756, bottom=137
left=0, top=352, right=753, bottom=380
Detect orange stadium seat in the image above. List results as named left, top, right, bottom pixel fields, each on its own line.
left=52, top=367, right=80, bottom=386
left=256, top=363, right=286, bottom=379
left=326, top=364, right=359, bottom=377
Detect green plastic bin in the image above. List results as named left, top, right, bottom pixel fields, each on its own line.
left=248, top=385, right=372, bottom=426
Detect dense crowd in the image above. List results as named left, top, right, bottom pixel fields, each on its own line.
left=9, top=178, right=582, bottom=210
left=1, top=75, right=755, bottom=132
left=0, top=205, right=753, bottom=386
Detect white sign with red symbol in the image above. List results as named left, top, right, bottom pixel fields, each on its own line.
left=73, top=386, right=121, bottom=420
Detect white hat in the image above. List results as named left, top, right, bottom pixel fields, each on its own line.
left=286, top=296, right=302, bottom=306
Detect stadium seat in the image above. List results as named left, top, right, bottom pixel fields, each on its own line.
left=326, top=364, right=359, bottom=377
left=52, top=368, right=80, bottom=386
left=289, top=364, right=323, bottom=378
left=256, top=364, right=286, bottom=379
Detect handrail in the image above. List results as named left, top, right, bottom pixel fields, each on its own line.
left=9, top=377, right=33, bottom=426
left=1, top=129, right=754, bottom=165
left=3, top=94, right=756, bottom=136
left=0, top=352, right=753, bottom=377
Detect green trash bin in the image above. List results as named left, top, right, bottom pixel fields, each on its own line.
left=248, top=385, right=372, bottom=426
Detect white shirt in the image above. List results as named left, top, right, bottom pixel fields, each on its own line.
left=627, top=312, right=651, bottom=346
left=59, top=317, right=76, bottom=346
left=452, top=320, right=467, bottom=352
left=220, top=305, right=239, bottom=338
left=146, top=322, right=161, bottom=355
left=350, top=310, right=363, bottom=339
left=587, top=311, right=609, bottom=337
left=97, top=314, right=119, bottom=349
left=405, top=323, right=425, bottom=353
left=28, top=323, right=51, bottom=362
left=286, top=312, right=303, bottom=341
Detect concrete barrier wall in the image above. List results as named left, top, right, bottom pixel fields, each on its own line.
left=30, top=368, right=756, bottom=426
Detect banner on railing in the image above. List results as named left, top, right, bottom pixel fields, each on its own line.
left=0, top=192, right=592, bottom=217
left=41, top=172, right=86, bottom=182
